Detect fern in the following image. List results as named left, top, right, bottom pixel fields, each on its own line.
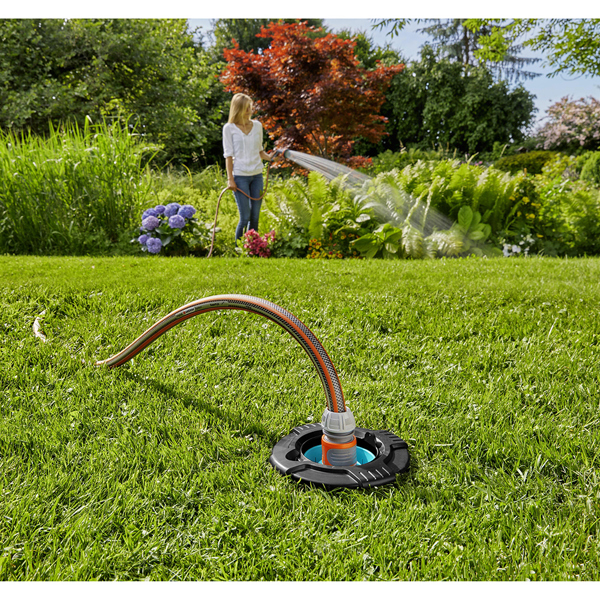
left=425, top=229, right=464, bottom=257
left=308, top=204, right=324, bottom=240
left=307, top=171, right=329, bottom=208
left=402, top=222, right=425, bottom=259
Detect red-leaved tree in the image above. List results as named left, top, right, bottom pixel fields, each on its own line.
left=220, top=21, right=403, bottom=167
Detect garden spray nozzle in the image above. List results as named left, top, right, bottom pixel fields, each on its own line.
left=321, top=408, right=357, bottom=466
left=273, top=147, right=290, bottom=160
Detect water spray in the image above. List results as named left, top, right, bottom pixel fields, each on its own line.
left=96, top=294, right=410, bottom=489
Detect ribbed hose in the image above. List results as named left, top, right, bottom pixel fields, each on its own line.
left=95, top=294, right=347, bottom=414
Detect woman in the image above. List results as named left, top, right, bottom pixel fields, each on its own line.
left=222, top=93, right=275, bottom=242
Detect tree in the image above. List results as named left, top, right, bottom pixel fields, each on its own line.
left=383, top=46, right=536, bottom=155
left=208, top=18, right=326, bottom=61
left=220, top=21, right=403, bottom=166
left=535, top=96, right=600, bottom=152
left=464, top=19, right=600, bottom=78
left=336, top=29, right=403, bottom=69
left=372, top=18, right=540, bottom=83
left=0, top=19, right=225, bottom=166
left=418, top=19, right=540, bottom=83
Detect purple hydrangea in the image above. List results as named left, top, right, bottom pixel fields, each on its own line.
left=154, top=204, right=166, bottom=215
left=178, top=204, right=196, bottom=219
left=142, top=215, right=160, bottom=231
left=142, top=208, right=158, bottom=219
left=146, top=237, right=162, bottom=254
left=168, top=214, right=186, bottom=229
left=164, top=202, right=181, bottom=218
left=138, top=234, right=149, bottom=245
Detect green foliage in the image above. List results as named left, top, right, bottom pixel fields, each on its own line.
left=533, top=154, right=600, bottom=256
left=466, top=18, right=600, bottom=78
left=367, top=147, right=456, bottom=175
left=493, top=150, right=558, bottom=175
left=580, top=152, right=600, bottom=186
left=382, top=46, right=536, bottom=155
left=351, top=223, right=404, bottom=259
left=363, top=159, right=529, bottom=237
left=335, top=29, right=403, bottom=69
left=0, top=19, right=226, bottom=166
left=453, top=205, right=494, bottom=254
left=270, top=227, right=310, bottom=258
left=263, top=171, right=372, bottom=257
left=351, top=203, right=497, bottom=260
left=0, top=119, right=156, bottom=255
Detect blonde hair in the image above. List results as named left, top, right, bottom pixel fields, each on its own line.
left=228, top=93, right=253, bottom=124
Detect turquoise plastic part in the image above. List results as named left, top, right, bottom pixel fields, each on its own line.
left=304, top=445, right=375, bottom=465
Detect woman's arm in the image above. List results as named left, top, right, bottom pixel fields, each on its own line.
left=225, top=157, right=236, bottom=190
left=259, top=150, right=274, bottom=162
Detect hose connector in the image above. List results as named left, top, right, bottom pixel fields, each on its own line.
left=320, top=408, right=357, bottom=467
left=273, top=147, right=290, bottom=160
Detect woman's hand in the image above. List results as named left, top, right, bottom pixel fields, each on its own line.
left=227, top=178, right=237, bottom=191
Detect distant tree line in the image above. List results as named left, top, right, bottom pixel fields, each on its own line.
left=0, top=18, right=541, bottom=169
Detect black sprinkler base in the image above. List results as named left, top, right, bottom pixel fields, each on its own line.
left=269, top=423, right=410, bottom=490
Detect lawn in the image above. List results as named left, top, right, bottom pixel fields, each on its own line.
left=1, top=255, right=599, bottom=581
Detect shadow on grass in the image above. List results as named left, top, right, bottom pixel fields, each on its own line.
left=113, top=369, right=417, bottom=496
left=117, top=369, right=278, bottom=443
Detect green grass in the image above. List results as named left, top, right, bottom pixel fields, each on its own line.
left=1, top=255, right=600, bottom=581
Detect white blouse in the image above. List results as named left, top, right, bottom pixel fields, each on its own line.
left=222, top=120, right=264, bottom=176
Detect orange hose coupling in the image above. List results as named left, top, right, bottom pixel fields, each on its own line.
left=321, top=434, right=357, bottom=466
left=320, top=408, right=357, bottom=467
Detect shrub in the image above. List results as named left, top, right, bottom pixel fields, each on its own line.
left=533, top=154, right=600, bottom=256
left=580, top=152, right=600, bottom=186
left=135, top=202, right=216, bottom=256
left=535, top=95, right=600, bottom=153
left=360, top=160, right=531, bottom=239
left=493, top=151, right=557, bottom=175
left=149, top=165, right=241, bottom=257
left=263, top=171, right=373, bottom=256
left=368, top=147, right=455, bottom=175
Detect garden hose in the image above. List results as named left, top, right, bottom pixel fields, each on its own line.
left=207, top=150, right=284, bottom=258
left=95, top=294, right=357, bottom=466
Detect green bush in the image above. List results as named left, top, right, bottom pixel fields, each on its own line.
left=262, top=171, right=374, bottom=258
left=534, top=154, right=600, bottom=256
left=360, top=159, right=534, bottom=240
left=580, top=152, right=600, bottom=186
left=367, top=147, right=455, bottom=175
left=493, top=150, right=557, bottom=175
left=146, top=166, right=240, bottom=257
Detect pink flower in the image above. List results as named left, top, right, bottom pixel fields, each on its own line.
left=243, top=229, right=276, bottom=257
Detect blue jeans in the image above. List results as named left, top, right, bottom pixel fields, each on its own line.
left=233, top=174, right=263, bottom=241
